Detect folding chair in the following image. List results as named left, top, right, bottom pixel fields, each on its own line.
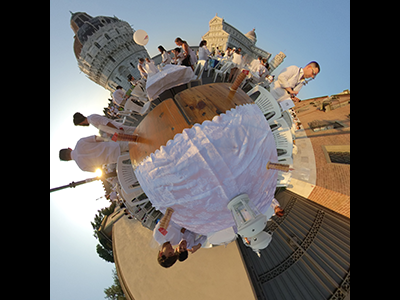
left=116, top=153, right=143, bottom=201
left=213, top=61, right=234, bottom=82
left=247, top=85, right=282, bottom=122
left=188, top=60, right=206, bottom=88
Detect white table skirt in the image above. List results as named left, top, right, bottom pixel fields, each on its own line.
left=145, top=64, right=194, bottom=100
left=134, top=103, right=278, bottom=235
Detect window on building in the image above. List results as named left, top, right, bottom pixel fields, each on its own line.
left=308, top=120, right=344, bottom=132
left=322, top=145, right=350, bottom=165
left=105, top=34, right=111, bottom=40
left=94, top=42, right=101, bottom=49
left=328, top=152, right=350, bottom=165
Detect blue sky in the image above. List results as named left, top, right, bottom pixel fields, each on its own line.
left=50, top=0, right=349, bottom=299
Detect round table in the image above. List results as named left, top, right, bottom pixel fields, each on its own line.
left=145, top=64, right=194, bottom=101
left=129, top=83, right=278, bottom=235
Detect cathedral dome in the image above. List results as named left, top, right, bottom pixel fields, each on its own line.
left=245, top=28, right=257, bottom=44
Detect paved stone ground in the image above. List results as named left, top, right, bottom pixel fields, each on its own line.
left=113, top=215, right=256, bottom=300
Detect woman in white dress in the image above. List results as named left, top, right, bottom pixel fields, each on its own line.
left=228, top=48, right=244, bottom=82
left=144, top=58, right=159, bottom=76
left=198, top=40, right=211, bottom=71
left=138, top=58, right=148, bottom=79
left=175, top=37, right=197, bottom=70
left=158, top=45, right=171, bottom=64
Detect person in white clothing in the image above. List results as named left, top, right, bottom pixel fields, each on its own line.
left=175, top=37, right=197, bottom=70
left=153, top=217, right=206, bottom=268
left=158, top=45, right=171, bottom=64
left=59, top=135, right=128, bottom=172
left=73, top=112, right=136, bottom=134
left=214, top=47, right=222, bottom=58
left=176, top=229, right=207, bottom=262
left=228, top=48, right=244, bottom=82
left=112, top=86, right=128, bottom=107
left=198, top=40, right=211, bottom=61
left=153, top=220, right=184, bottom=268
left=264, top=198, right=285, bottom=220
left=224, top=47, right=233, bottom=59
left=257, top=58, right=268, bottom=77
left=270, top=61, right=320, bottom=103
left=138, top=58, right=148, bottom=79
left=250, top=56, right=262, bottom=73
left=144, top=58, right=159, bottom=76
left=171, top=47, right=184, bottom=65
left=198, top=40, right=211, bottom=70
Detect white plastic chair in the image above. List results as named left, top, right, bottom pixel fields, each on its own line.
left=281, top=110, right=296, bottom=135
left=277, top=156, right=293, bottom=165
left=276, top=171, right=292, bottom=187
left=130, top=84, right=157, bottom=107
left=273, top=128, right=293, bottom=159
left=203, top=227, right=237, bottom=248
left=142, top=208, right=161, bottom=230
left=120, top=100, right=151, bottom=118
left=116, top=153, right=143, bottom=201
left=114, top=117, right=137, bottom=128
left=213, top=61, right=234, bottom=82
left=188, top=60, right=206, bottom=88
left=124, top=197, right=150, bottom=218
left=247, top=85, right=282, bottom=122
left=207, top=58, right=226, bottom=77
left=268, top=117, right=291, bottom=133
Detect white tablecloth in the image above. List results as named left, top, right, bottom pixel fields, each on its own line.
left=145, top=64, right=194, bottom=100
left=134, top=103, right=278, bottom=235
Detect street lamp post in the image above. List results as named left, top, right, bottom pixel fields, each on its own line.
left=50, top=170, right=117, bottom=193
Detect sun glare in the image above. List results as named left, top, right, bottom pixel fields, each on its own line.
left=95, top=168, right=103, bottom=177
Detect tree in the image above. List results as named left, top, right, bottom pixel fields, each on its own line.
left=104, top=268, right=126, bottom=300
left=91, top=203, right=116, bottom=235
left=96, top=244, right=114, bottom=263
left=91, top=202, right=117, bottom=262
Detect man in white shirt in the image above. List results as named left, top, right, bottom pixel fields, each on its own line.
left=153, top=218, right=206, bottom=268
left=59, top=135, right=128, bottom=172
left=153, top=220, right=185, bottom=268
left=112, top=86, right=132, bottom=109
left=73, top=112, right=136, bottom=134
left=250, top=56, right=262, bottom=73
left=270, top=61, right=320, bottom=103
left=176, top=229, right=207, bottom=262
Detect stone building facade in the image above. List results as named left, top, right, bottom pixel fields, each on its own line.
left=202, top=14, right=275, bottom=63
left=70, top=12, right=151, bottom=92
left=293, top=90, right=350, bottom=217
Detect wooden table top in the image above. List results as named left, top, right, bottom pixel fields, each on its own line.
left=128, top=98, right=190, bottom=166
left=173, top=83, right=253, bottom=125
left=129, top=83, right=254, bottom=167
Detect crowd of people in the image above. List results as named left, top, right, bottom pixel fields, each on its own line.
left=56, top=35, right=320, bottom=268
